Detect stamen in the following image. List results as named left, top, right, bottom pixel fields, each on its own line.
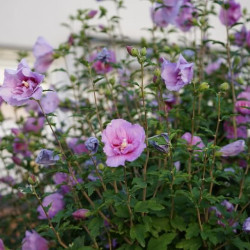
left=120, top=138, right=128, bottom=151
left=22, top=81, right=29, bottom=88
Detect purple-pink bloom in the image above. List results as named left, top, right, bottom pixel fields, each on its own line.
left=33, top=37, right=54, bottom=74
left=13, top=139, right=31, bottom=157
left=175, top=0, right=196, bottom=32
left=22, top=230, right=48, bottom=250
left=37, top=193, right=64, bottom=219
left=67, top=137, right=88, bottom=155
left=243, top=217, right=250, bottom=233
left=234, top=26, right=247, bottom=47
left=209, top=206, right=223, bottom=218
left=219, top=140, right=245, bottom=157
left=89, top=48, right=116, bottom=74
left=205, top=59, right=224, bottom=75
left=151, top=1, right=183, bottom=27
left=102, top=119, right=146, bottom=167
left=72, top=209, right=89, bottom=220
left=23, top=117, right=45, bottom=133
left=161, top=54, right=194, bottom=91
left=0, top=59, right=44, bottom=106
left=236, top=91, right=250, bottom=115
left=0, top=239, right=4, bottom=250
left=181, top=132, right=205, bottom=150
left=219, top=0, right=241, bottom=26
left=247, top=31, right=250, bottom=48
left=53, top=172, right=70, bottom=194
left=224, top=115, right=247, bottom=139
left=40, top=91, right=60, bottom=114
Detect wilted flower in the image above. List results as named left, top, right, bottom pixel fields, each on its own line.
left=40, top=91, right=60, bottom=114
left=0, top=59, right=44, bottom=106
left=89, top=48, right=116, bottom=74
left=175, top=0, right=196, bottom=32
left=161, top=54, right=194, bottom=91
left=85, top=137, right=99, bottom=154
left=22, top=230, right=48, bottom=250
left=23, top=117, right=45, bottom=133
left=149, top=133, right=169, bottom=153
left=181, top=132, right=205, bottom=150
left=243, top=217, right=250, bottom=233
left=219, top=140, right=245, bottom=157
left=101, top=119, right=146, bottom=167
left=221, top=200, right=234, bottom=212
left=37, top=193, right=64, bottom=219
left=35, top=149, right=60, bottom=165
left=33, top=36, right=54, bottom=73
left=67, top=137, right=88, bottom=155
left=234, top=26, right=247, bottom=47
left=72, top=209, right=90, bottom=220
left=205, top=59, right=224, bottom=75
left=219, top=0, right=241, bottom=26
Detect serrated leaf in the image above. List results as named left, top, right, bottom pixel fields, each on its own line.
left=176, top=238, right=202, bottom=250
left=147, top=233, right=177, bottom=250
left=134, top=200, right=164, bottom=213
left=130, top=225, right=146, bottom=247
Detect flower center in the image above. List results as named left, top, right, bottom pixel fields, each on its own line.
left=22, top=80, right=29, bottom=88
left=120, top=138, right=128, bottom=151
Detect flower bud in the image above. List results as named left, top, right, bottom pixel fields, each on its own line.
left=220, top=82, right=230, bottom=91
left=126, top=46, right=138, bottom=57
left=154, top=68, right=161, bottom=77
left=109, top=77, right=115, bottom=85
left=70, top=75, right=77, bottom=82
left=28, top=175, right=37, bottom=185
left=72, top=209, right=90, bottom=220
left=198, top=82, right=209, bottom=92
left=140, top=47, right=147, bottom=56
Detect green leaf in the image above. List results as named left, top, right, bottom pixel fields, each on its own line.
left=130, top=225, right=146, bottom=247
left=176, top=238, right=202, bottom=250
left=88, top=217, right=103, bottom=238
left=134, top=200, right=164, bottom=213
left=147, top=233, right=177, bottom=250
left=171, top=216, right=186, bottom=232
left=231, top=238, right=250, bottom=250
left=186, top=223, right=199, bottom=239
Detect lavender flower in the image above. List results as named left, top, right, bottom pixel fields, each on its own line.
left=219, top=0, right=241, bottom=27
left=40, top=91, right=60, bottom=114
left=35, top=149, right=60, bottom=165
left=234, top=26, right=247, bottom=47
left=23, top=117, right=45, bottom=133
left=219, top=140, right=245, bottom=157
left=67, top=137, right=88, bottom=155
left=0, top=59, right=44, bottom=106
left=175, top=0, right=196, bottom=32
left=87, top=10, right=98, bottom=19
left=205, top=59, right=224, bottom=75
left=37, top=193, right=64, bottom=219
left=85, top=137, right=99, bottom=154
left=243, top=217, right=250, bottom=233
left=33, top=37, right=54, bottom=73
left=22, top=230, right=48, bottom=250
left=161, top=54, right=194, bottom=91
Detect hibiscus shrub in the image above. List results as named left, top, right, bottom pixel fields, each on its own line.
left=0, top=0, right=250, bottom=249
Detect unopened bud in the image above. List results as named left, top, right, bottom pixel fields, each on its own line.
left=198, top=82, right=209, bottom=92
left=28, top=175, right=37, bottom=185
left=70, top=75, right=77, bottom=82
left=109, top=77, right=115, bottom=85
left=220, top=82, right=230, bottom=91
left=154, top=68, right=161, bottom=77
left=126, top=46, right=138, bottom=57
left=140, top=47, right=147, bottom=56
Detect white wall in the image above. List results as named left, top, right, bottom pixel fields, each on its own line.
left=0, top=0, right=249, bottom=50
